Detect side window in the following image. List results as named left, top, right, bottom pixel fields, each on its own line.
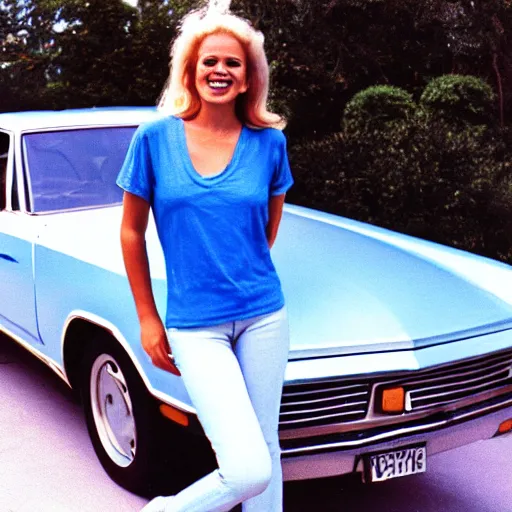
left=24, top=127, right=135, bottom=213
left=0, top=132, right=9, bottom=211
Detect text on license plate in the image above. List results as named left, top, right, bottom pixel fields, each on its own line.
left=366, top=445, right=427, bottom=482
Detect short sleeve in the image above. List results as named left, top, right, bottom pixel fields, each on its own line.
left=116, top=126, right=154, bottom=203
left=270, top=131, right=294, bottom=196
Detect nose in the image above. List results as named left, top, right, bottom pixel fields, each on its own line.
left=213, top=61, right=228, bottom=75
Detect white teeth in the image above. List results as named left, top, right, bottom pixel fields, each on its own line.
left=209, top=81, right=229, bottom=89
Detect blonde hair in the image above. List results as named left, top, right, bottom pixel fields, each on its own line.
left=157, top=8, right=285, bottom=130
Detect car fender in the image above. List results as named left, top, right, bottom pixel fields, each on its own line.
left=61, top=310, right=195, bottom=414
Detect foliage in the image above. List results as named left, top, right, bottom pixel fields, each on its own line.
left=288, top=77, right=512, bottom=263
left=44, top=0, right=138, bottom=108
left=0, top=0, right=56, bottom=111
left=420, top=74, right=496, bottom=124
left=2, top=0, right=512, bottom=129
left=344, top=85, right=417, bottom=134
left=127, top=0, right=195, bottom=105
left=1, top=1, right=512, bottom=262
left=418, top=0, right=512, bottom=125
left=411, top=108, right=512, bottom=260
left=0, top=0, right=193, bottom=111
left=287, top=133, right=347, bottom=214
left=409, top=75, right=510, bottom=259
left=341, top=86, right=422, bottom=229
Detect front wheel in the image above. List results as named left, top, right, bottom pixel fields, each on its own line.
left=81, top=338, right=162, bottom=495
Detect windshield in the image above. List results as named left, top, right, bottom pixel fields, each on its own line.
left=23, top=126, right=137, bottom=213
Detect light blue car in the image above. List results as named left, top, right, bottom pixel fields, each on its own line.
left=1, top=107, right=512, bottom=494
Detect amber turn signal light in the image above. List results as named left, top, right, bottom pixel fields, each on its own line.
left=497, top=419, right=512, bottom=435
left=381, top=387, right=405, bottom=414
left=159, top=404, right=189, bottom=427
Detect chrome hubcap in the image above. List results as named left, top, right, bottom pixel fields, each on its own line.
left=90, top=353, right=136, bottom=467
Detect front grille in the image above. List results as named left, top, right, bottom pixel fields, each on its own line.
left=279, top=380, right=370, bottom=430
left=396, top=350, right=512, bottom=412
left=280, top=349, right=512, bottom=432
left=279, top=390, right=512, bottom=455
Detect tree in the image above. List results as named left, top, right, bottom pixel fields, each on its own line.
left=127, top=0, right=195, bottom=105
left=43, top=0, right=138, bottom=108
left=0, top=0, right=56, bottom=111
left=417, top=0, right=512, bottom=126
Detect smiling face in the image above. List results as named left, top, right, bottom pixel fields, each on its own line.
left=194, top=32, right=248, bottom=107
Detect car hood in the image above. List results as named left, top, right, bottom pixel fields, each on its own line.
left=38, top=205, right=512, bottom=360
left=272, top=206, right=512, bottom=359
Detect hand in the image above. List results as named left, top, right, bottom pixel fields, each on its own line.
left=140, top=316, right=181, bottom=376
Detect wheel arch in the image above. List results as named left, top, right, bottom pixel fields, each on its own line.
left=61, top=310, right=195, bottom=414
left=62, top=311, right=145, bottom=395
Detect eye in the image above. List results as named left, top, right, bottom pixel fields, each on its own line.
left=227, top=59, right=242, bottom=67
left=203, top=58, right=217, bottom=67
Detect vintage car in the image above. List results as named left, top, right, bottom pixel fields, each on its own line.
left=1, top=107, right=512, bottom=494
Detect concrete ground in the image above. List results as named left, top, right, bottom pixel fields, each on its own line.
left=1, top=333, right=512, bottom=512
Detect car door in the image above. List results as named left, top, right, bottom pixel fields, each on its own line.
left=0, top=129, right=41, bottom=344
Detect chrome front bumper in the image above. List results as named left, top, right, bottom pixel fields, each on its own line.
left=281, top=394, right=512, bottom=481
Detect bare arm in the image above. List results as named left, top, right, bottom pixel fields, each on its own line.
left=266, top=194, right=286, bottom=249
left=120, top=192, right=179, bottom=375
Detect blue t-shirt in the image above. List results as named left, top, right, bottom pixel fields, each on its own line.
left=117, top=116, right=293, bottom=328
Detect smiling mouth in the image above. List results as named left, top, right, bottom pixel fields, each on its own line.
left=208, top=79, right=232, bottom=89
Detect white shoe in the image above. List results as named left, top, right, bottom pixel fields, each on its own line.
left=140, top=496, right=173, bottom=512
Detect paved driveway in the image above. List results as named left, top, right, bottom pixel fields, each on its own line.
left=1, top=334, right=512, bottom=512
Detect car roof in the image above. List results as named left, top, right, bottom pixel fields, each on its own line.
left=0, top=106, right=164, bottom=133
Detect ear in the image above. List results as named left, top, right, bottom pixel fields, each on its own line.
left=239, top=78, right=249, bottom=95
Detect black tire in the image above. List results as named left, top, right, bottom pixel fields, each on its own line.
left=80, top=336, right=163, bottom=496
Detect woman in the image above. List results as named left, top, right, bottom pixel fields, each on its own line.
left=117, top=6, right=293, bottom=512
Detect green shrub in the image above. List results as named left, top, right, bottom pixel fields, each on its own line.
left=413, top=77, right=508, bottom=257
left=419, top=75, right=496, bottom=125
left=287, top=81, right=512, bottom=264
left=341, top=85, right=422, bottom=230
left=412, top=118, right=505, bottom=250
left=344, top=85, right=417, bottom=135
left=288, top=79, right=512, bottom=264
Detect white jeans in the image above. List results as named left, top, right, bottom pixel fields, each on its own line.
left=165, top=307, right=289, bottom=512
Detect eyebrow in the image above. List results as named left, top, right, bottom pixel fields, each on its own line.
left=201, top=54, right=243, bottom=61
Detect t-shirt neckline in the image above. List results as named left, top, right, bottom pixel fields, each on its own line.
left=175, top=116, right=247, bottom=185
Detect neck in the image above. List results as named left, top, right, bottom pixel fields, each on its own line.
left=191, top=101, right=241, bottom=131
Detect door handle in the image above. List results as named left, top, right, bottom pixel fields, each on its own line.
left=0, top=254, right=18, bottom=263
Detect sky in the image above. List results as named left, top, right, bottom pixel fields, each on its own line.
left=123, top=0, right=137, bottom=6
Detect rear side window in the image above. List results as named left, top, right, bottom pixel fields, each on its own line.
left=23, top=126, right=137, bottom=213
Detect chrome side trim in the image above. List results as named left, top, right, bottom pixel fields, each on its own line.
left=281, top=394, right=512, bottom=456
left=0, top=322, right=70, bottom=386
left=61, top=311, right=196, bottom=415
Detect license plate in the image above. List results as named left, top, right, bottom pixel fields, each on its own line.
left=364, top=445, right=427, bottom=482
